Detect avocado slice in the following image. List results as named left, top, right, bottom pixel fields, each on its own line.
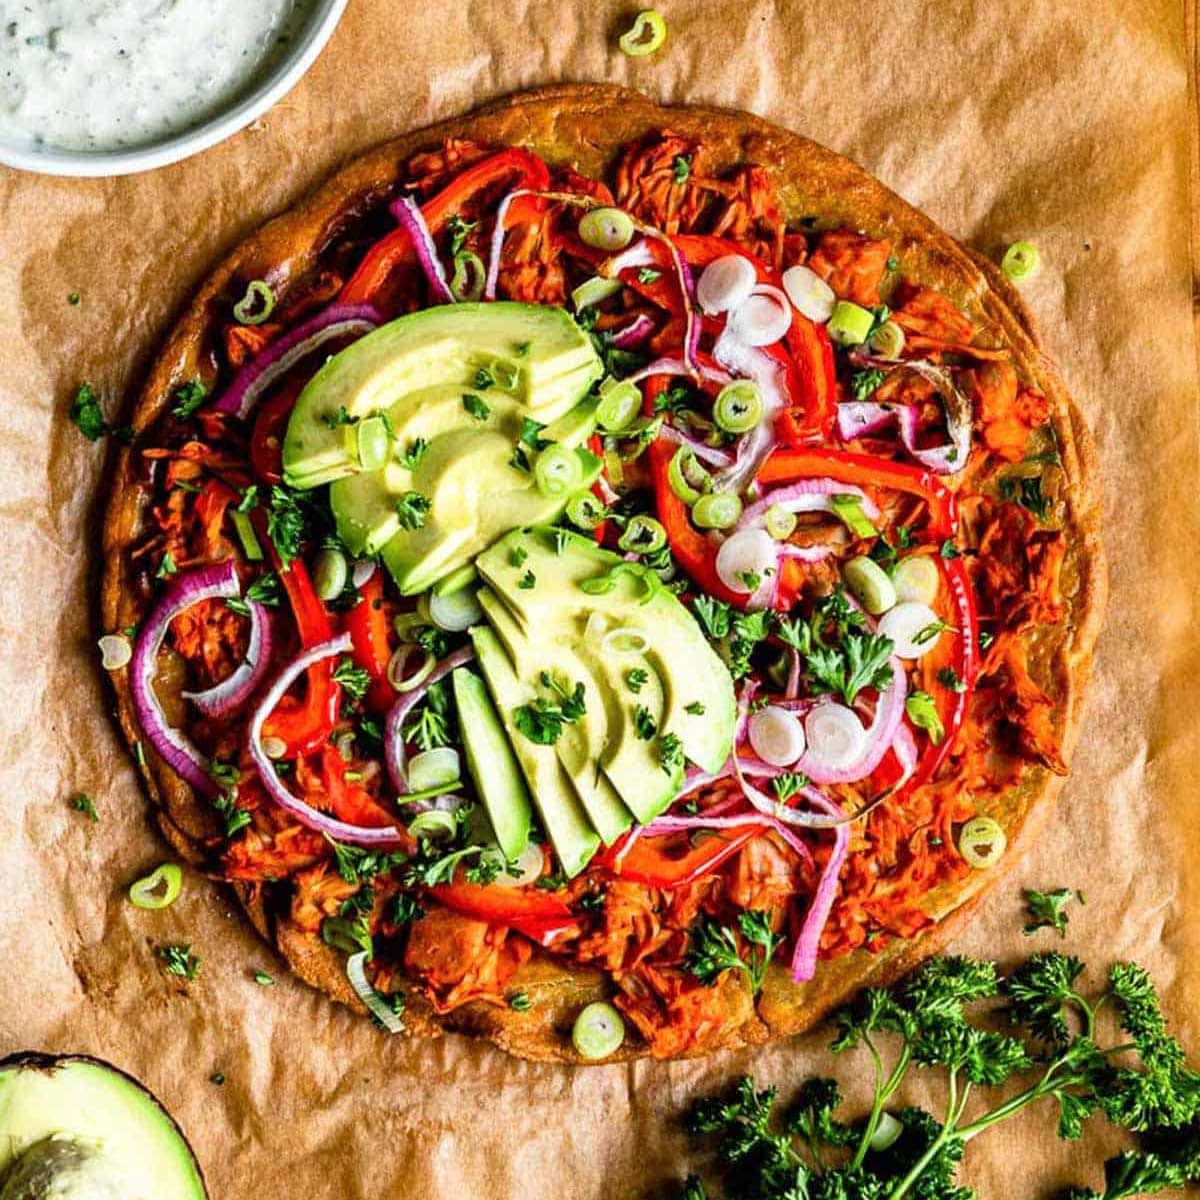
left=477, top=529, right=737, bottom=777
left=283, top=302, right=602, bottom=488
left=0, top=1053, right=206, bottom=1200
left=470, top=627, right=601, bottom=877
left=451, top=666, right=533, bottom=861
left=478, top=590, right=635, bottom=845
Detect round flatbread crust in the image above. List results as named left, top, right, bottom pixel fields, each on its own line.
left=101, top=84, right=1105, bottom=1062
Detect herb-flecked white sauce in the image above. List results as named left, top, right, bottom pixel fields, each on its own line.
left=0, top=1, right=311, bottom=152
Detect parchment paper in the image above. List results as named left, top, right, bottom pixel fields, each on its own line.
left=1, top=2, right=1197, bottom=1197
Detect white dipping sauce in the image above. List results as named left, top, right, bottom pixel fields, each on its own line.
left=0, top=1, right=311, bottom=152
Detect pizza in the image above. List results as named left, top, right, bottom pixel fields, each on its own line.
left=101, top=85, right=1104, bottom=1062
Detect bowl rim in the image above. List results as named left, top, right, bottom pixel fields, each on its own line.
left=0, top=0, right=348, bottom=178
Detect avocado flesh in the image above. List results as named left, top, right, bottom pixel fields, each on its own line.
left=476, top=529, right=737, bottom=781
left=283, top=302, right=603, bottom=489
left=451, top=666, right=533, bottom=861
left=470, top=627, right=601, bottom=878
left=478, top=591, right=635, bottom=845
left=0, top=1055, right=206, bottom=1200
left=287, top=303, right=603, bottom=594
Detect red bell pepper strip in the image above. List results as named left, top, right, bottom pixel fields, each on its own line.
left=757, top=447, right=958, bottom=540
left=643, top=375, right=742, bottom=605
left=907, top=554, right=979, bottom=788
left=316, top=743, right=398, bottom=829
left=598, top=824, right=763, bottom=887
left=430, top=874, right=577, bottom=942
left=258, top=533, right=341, bottom=757
left=344, top=571, right=395, bottom=713
left=249, top=382, right=301, bottom=485
left=340, top=148, right=551, bottom=305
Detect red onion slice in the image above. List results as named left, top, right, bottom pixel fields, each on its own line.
left=214, top=303, right=380, bottom=420
left=384, top=646, right=476, bottom=793
left=835, top=360, right=972, bottom=475
left=181, top=600, right=273, bottom=718
left=790, top=792, right=850, bottom=982
left=642, top=810, right=815, bottom=869
left=610, top=313, right=657, bottom=349
left=739, top=478, right=880, bottom=530
left=390, top=195, right=455, bottom=304
left=249, top=634, right=406, bottom=846
left=130, top=559, right=242, bottom=796
left=793, top=662, right=907, bottom=784
left=890, top=721, right=920, bottom=790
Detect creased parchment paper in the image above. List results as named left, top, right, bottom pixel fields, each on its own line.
left=1, top=2, right=1197, bottom=1196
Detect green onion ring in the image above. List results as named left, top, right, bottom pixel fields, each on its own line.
left=618, top=9, right=667, bottom=57
left=232, top=280, right=276, bottom=326
left=128, top=863, right=183, bottom=910
left=450, top=251, right=486, bottom=301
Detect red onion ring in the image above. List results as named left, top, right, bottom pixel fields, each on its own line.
left=641, top=811, right=814, bottom=869
left=213, top=303, right=380, bottom=420
left=130, top=559, right=242, bottom=796
left=181, top=600, right=273, bottom=718
left=389, top=195, right=455, bottom=304
left=249, top=633, right=406, bottom=846
left=790, top=792, right=850, bottom=982
left=890, top=721, right=920, bottom=790
left=384, top=646, right=476, bottom=793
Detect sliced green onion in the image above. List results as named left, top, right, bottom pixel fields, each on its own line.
left=572, top=1001, right=626, bottom=1059
left=826, top=300, right=874, bottom=346
left=713, top=381, right=764, bottom=434
left=535, top=444, right=585, bottom=497
left=869, top=1112, right=903, bottom=1152
left=1001, top=241, right=1040, bottom=281
left=232, top=280, right=275, bottom=326
left=603, top=447, right=624, bottom=489
left=618, top=515, right=667, bottom=555
left=892, top=555, right=940, bottom=606
left=905, top=690, right=945, bottom=745
left=764, top=504, right=797, bottom=541
left=429, top=586, right=483, bottom=632
left=596, top=377, right=641, bottom=432
left=313, top=547, right=348, bottom=601
left=431, top=565, right=475, bottom=597
left=408, top=810, right=458, bottom=841
left=355, top=415, right=389, bottom=471
left=128, top=863, right=182, bottom=910
left=346, top=951, right=404, bottom=1033
left=830, top=494, right=877, bottom=538
left=230, top=510, right=263, bottom=562
left=667, top=446, right=709, bottom=505
left=579, top=208, right=635, bottom=252
left=98, top=634, right=132, bottom=671
left=388, top=645, right=436, bottom=692
left=868, top=320, right=906, bottom=358
left=692, top=491, right=742, bottom=530
left=618, top=9, right=667, bottom=56
left=407, top=747, right=461, bottom=792
left=566, top=492, right=608, bottom=530
left=958, top=816, right=1007, bottom=869
left=450, top=251, right=486, bottom=301
left=393, top=611, right=428, bottom=641
left=571, top=275, right=624, bottom=311
left=843, top=555, right=897, bottom=615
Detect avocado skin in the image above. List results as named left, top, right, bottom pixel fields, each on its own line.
left=0, top=1054, right=207, bottom=1200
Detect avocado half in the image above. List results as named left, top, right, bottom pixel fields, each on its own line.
left=0, top=1053, right=207, bottom=1200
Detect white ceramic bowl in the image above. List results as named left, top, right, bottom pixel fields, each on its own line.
left=0, top=0, right=348, bottom=178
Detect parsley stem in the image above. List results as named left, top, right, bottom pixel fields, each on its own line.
left=852, top=1038, right=912, bottom=1169
left=886, top=1070, right=965, bottom=1200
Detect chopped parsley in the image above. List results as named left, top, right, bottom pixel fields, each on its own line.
left=392, top=894, right=425, bottom=925
left=70, top=793, right=99, bottom=822
left=517, top=569, right=536, bottom=590
left=225, top=572, right=282, bottom=616
left=395, top=490, right=431, bottom=531
left=462, top=392, right=490, bottom=421
left=266, top=485, right=310, bottom=566
left=170, top=380, right=207, bottom=420
left=660, top=731, right=685, bottom=776
left=401, top=437, right=429, bottom=469
left=446, top=214, right=477, bottom=255
left=332, top=658, right=371, bottom=700
left=253, top=971, right=275, bottom=987
left=1023, top=887, right=1082, bottom=937
left=685, top=911, right=782, bottom=996
left=633, top=705, right=658, bottom=741
left=321, top=405, right=357, bottom=429
left=403, top=679, right=454, bottom=750
left=68, top=383, right=108, bottom=441
left=159, top=943, right=200, bottom=981
left=508, top=991, right=533, bottom=1011
left=939, top=538, right=960, bottom=559
left=638, top=267, right=662, bottom=284
left=672, top=154, right=692, bottom=183
left=325, top=836, right=406, bottom=885
left=850, top=368, right=886, bottom=401
left=513, top=675, right=586, bottom=746
left=1000, top=472, right=1052, bottom=520
left=626, top=667, right=650, bottom=693
left=770, top=772, right=808, bottom=802
left=937, top=666, right=967, bottom=693
left=684, top=700, right=706, bottom=716
left=473, top=366, right=496, bottom=390
left=155, top=551, right=178, bottom=579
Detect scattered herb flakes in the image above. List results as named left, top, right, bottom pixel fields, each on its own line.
left=68, top=383, right=108, bottom=441
left=170, top=380, right=207, bottom=421
left=395, top=490, right=431, bottom=531
left=1023, top=886, right=1080, bottom=937
left=70, top=793, right=99, bottom=822
left=158, top=943, right=200, bottom=981
left=462, top=392, right=490, bottom=421
left=508, top=991, right=533, bottom=1012
left=253, top=970, right=275, bottom=986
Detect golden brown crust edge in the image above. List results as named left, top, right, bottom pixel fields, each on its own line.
left=100, top=84, right=1106, bottom=1063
